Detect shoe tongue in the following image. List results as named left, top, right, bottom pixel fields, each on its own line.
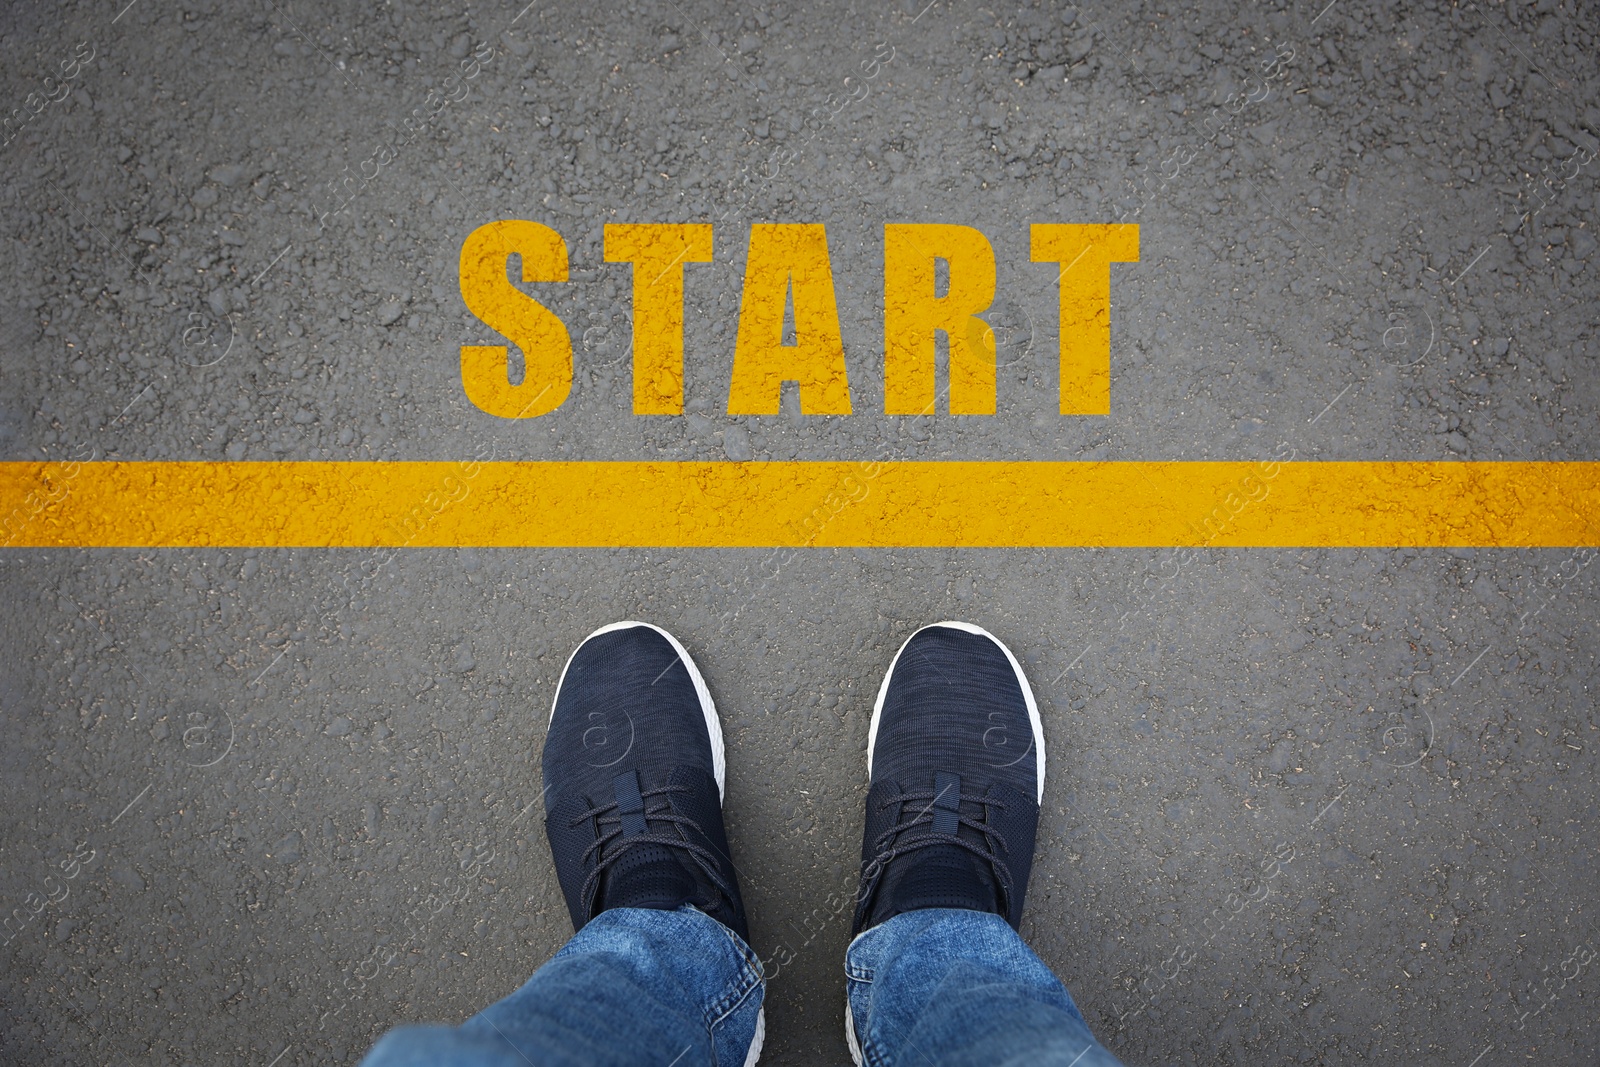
left=869, top=842, right=999, bottom=927
left=601, top=841, right=699, bottom=913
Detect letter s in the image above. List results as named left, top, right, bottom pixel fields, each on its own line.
left=460, top=220, right=572, bottom=418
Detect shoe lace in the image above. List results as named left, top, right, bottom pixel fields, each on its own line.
left=860, top=788, right=1014, bottom=915
left=571, top=784, right=737, bottom=918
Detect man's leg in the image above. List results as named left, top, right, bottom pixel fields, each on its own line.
left=362, top=905, right=763, bottom=1067
left=362, top=621, right=764, bottom=1067
left=845, top=909, right=1117, bottom=1067
left=845, top=621, right=1121, bottom=1067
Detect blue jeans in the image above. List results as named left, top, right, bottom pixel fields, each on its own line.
left=361, top=906, right=1121, bottom=1067
left=846, top=909, right=1123, bottom=1067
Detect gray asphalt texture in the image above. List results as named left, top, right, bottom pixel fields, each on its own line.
left=2, top=0, right=1598, bottom=1063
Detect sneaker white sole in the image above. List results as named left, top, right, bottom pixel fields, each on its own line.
left=744, top=1005, right=766, bottom=1066
left=865, top=620, right=1046, bottom=805
left=550, top=620, right=726, bottom=799
left=845, top=993, right=864, bottom=1066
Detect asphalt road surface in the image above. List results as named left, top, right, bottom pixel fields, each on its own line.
left=2, top=0, right=1598, bottom=1064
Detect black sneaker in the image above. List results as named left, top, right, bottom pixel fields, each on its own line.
left=542, top=621, right=751, bottom=943
left=851, top=621, right=1045, bottom=936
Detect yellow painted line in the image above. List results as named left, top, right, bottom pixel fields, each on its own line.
left=1, top=461, right=1596, bottom=548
